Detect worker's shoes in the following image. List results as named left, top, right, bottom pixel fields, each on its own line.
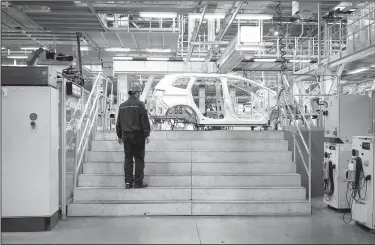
left=134, top=182, right=148, bottom=188
left=125, top=182, right=133, bottom=189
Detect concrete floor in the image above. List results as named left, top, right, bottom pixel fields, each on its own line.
left=2, top=199, right=375, bottom=244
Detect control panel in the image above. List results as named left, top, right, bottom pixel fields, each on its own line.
left=323, top=142, right=352, bottom=209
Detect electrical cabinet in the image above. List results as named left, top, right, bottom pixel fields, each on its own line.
left=1, top=66, right=59, bottom=221
left=323, top=142, right=352, bottom=210
left=324, top=95, right=371, bottom=143
left=350, top=136, right=375, bottom=230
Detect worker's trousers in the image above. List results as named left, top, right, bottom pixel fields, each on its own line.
left=122, top=131, right=146, bottom=184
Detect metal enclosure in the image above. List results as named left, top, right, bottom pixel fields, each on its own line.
left=1, top=67, right=59, bottom=220
left=324, top=95, right=371, bottom=143
left=323, top=142, right=352, bottom=209
left=351, top=136, right=375, bottom=230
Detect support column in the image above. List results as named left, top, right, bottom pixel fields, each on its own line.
left=229, top=86, right=236, bottom=111
left=117, top=74, right=131, bottom=104
left=198, top=85, right=206, bottom=114
left=146, top=89, right=153, bottom=110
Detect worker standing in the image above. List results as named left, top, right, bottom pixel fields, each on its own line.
left=116, top=84, right=151, bottom=189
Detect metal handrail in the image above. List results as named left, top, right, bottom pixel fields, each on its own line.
left=71, top=72, right=113, bottom=198
left=279, top=88, right=312, bottom=205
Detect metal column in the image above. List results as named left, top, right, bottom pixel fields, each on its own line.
left=59, top=79, right=67, bottom=220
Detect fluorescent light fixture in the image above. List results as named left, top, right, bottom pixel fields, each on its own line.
left=1, top=47, right=5, bottom=50
left=254, top=58, right=276, bottom=62
left=139, top=12, right=177, bottom=18
left=189, top=13, right=226, bottom=19
left=189, top=57, right=205, bottom=61
left=21, top=47, right=43, bottom=50
left=7, top=55, right=28, bottom=59
left=146, top=48, right=172, bottom=53
left=349, top=8, right=357, bottom=11
left=236, top=14, right=273, bottom=20
left=79, top=47, right=90, bottom=51
left=371, top=64, right=375, bottom=68
left=105, top=48, right=131, bottom=52
left=113, top=57, right=133, bottom=60
left=189, top=13, right=273, bottom=20
left=147, top=57, right=169, bottom=61
left=348, top=67, right=369, bottom=75
left=289, top=60, right=311, bottom=63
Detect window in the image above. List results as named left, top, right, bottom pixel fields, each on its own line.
left=172, top=77, right=190, bottom=89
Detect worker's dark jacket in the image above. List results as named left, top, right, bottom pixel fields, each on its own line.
left=116, top=97, right=151, bottom=139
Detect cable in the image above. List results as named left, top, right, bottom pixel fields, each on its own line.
left=275, top=1, right=287, bottom=73
left=342, top=157, right=369, bottom=224
left=323, top=161, right=335, bottom=201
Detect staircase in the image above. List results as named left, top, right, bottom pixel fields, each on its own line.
left=68, top=130, right=311, bottom=216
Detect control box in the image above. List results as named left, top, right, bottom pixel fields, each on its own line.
left=323, top=95, right=370, bottom=143
left=323, top=142, right=352, bottom=210
left=350, top=136, right=374, bottom=230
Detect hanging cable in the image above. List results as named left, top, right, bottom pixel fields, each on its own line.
left=275, top=1, right=287, bottom=73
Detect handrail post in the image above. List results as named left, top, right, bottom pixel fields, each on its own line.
left=308, top=126, right=312, bottom=207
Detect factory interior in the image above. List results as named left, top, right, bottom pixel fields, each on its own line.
left=1, top=0, right=375, bottom=244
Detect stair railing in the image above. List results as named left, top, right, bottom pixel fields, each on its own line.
left=72, top=72, right=113, bottom=199
left=278, top=76, right=312, bottom=209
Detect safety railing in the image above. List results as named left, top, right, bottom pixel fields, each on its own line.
left=71, top=73, right=113, bottom=198
left=292, top=2, right=375, bottom=71
left=278, top=75, right=312, bottom=208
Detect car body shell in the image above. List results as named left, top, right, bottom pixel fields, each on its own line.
left=149, top=73, right=277, bottom=126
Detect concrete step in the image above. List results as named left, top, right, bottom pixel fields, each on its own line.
left=74, top=187, right=306, bottom=202
left=68, top=200, right=311, bottom=216
left=91, top=140, right=288, bottom=152
left=87, top=151, right=292, bottom=163
left=74, top=187, right=191, bottom=202
left=95, top=130, right=285, bottom=141
left=78, top=174, right=191, bottom=187
left=83, top=162, right=297, bottom=175
left=78, top=174, right=301, bottom=187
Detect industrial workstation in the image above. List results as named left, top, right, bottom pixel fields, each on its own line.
left=1, top=0, right=375, bottom=244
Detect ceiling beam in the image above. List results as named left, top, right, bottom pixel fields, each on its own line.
left=186, top=1, right=209, bottom=62
left=205, top=1, right=245, bottom=62
left=87, top=3, right=108, bottom=32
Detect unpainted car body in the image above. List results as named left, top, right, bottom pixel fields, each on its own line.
left=149, top=73, right=277, bottom=126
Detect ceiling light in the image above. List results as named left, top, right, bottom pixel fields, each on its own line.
left=189, top=57, right=205, bottom=61
left=274, top=31, right=279, bottom=36
left=7, top=55, right=28, bottom=59
left=147, top=57, right=169, bottom=61
left=1, top=47, right=5, bottom=50
left=79, top=47, right=90, bottom=51
left=146, top=48, right=172, bottom=53
left=254, top=58, right=276, bottom=62
left=349, top=8, right=357, bottom=11
left=348, top=67, right=369, bottom=75
left=189, top=13, right=225, bottom=19
left=113, top=57, right=133, bottom=60
left=236, top=14, right=273, bottom=20
left=371, top=64, right=375, bottom=68
left=139, top=12, right=177, bottom=18
left=21, top=47, right=44, bottom=50
left=105, top=48, right=131, bottom=52
left=289, top=60, right=311, bottom=63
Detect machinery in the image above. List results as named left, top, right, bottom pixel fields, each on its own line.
left=346, top=136, right=374, bottom=231
left=323, top=142, right=352, bottom=210
left=322, top=94, right=371, bottom=210
left=323, top=94, right=371, bottom=143
left=1, top=66, right=60, bottom=230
